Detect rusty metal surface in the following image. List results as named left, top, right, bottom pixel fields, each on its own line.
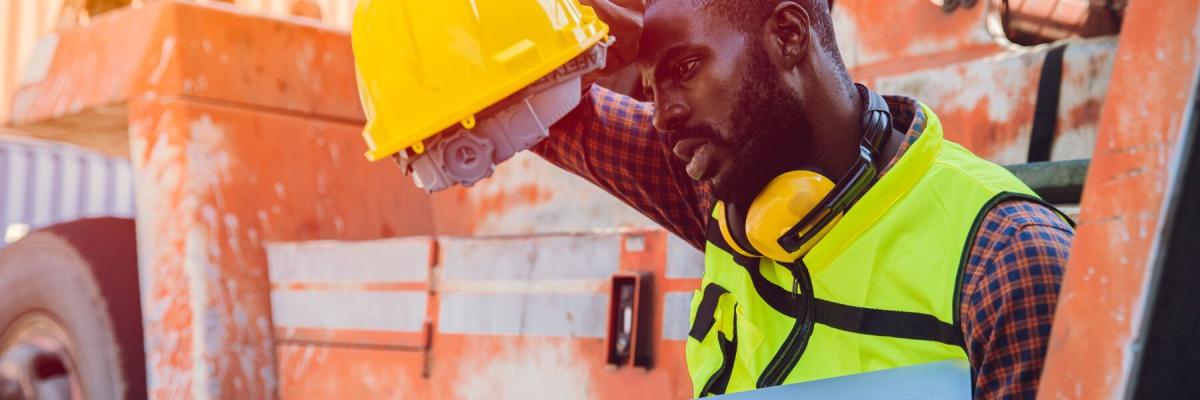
left=238, top=0, right=358, bottom=28
left=875, top=38, right=1116, bottom=164
left=128, top=95, right=432, bottom=398
left=834, top=0, right=1002, bottom=73
left=428, top=152, right=658, bottom=236
left=1037, top=0, right=1200, bottom=398
left=0, top=0, right=67, bottom=125
left=8, top=0, right=364, bottom=157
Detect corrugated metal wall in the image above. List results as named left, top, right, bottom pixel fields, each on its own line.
left=0, top=131, right=135, bottom=244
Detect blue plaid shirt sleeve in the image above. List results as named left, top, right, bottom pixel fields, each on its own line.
left=961, top=201, right=1074, bottom=399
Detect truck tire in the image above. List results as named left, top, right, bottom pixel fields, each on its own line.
left=0, top=218, right=144, bottom=400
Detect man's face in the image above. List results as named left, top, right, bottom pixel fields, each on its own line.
left=637, top=1, right=816, bottom=204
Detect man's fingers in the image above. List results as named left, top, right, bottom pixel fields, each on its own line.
left=580, top=0, right=643, bottom=76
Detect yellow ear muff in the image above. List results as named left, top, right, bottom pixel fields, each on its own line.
left=745, top=170, right=839, bottom=262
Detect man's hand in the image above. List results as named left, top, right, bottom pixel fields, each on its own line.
left=581, top=0, right=644, bottom=78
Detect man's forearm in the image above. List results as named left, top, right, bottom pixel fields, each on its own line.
left=534, top=84, right=712, bottom=248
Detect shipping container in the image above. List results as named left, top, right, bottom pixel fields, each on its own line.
left=0, top=130, right=133, bottom=246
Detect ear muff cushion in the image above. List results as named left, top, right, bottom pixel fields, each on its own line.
left=745, top=171, right=837, bottom=262
left=715, top=202, right=757, bottom=258
left=724, top=201, right=759, bottom=257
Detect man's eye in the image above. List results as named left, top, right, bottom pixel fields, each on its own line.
left=674, top=58, right=699, bottom=79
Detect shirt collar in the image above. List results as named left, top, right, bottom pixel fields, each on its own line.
left=879, top=95, right=926, bottom=176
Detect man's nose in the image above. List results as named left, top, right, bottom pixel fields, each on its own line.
left=652, top=96, right=691, bottom=132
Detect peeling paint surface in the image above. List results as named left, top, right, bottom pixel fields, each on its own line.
left=12, top=5, right=443, bottom=396
left=834, top=0, right=1000, bottom=71
left=454, top=339, right=594, bottom=400
left=877, top=38, right=1116, bottom=164
left=129, top=95, right=436, bottom=398
left=430, top=152, right=657, bottom=236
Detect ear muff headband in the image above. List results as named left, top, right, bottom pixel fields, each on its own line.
left=776, top=146, right=877, bottom=254
left=776, top=86, right=891, bottom=255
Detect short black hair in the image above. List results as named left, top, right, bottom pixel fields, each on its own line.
left=711, top=1, right=836, bottom=49
left=649, top=0, right=845, bottom=72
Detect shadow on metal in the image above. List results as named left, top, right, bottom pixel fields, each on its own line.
left=1005, top=159, right=1090, bottom=204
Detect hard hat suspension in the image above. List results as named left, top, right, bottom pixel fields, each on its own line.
left=397, top=41, right=611, bottom=192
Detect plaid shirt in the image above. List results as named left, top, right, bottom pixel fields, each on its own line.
left=534, top=85, right=1074, bottom=399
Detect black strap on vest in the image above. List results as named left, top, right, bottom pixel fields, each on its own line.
left=1029, top=45, right=1067, bottom=163
left=690, top=283, right=731, bottom=341
left=815, top=299, right=962, bottom=346
left=704, top=217, right=965, bottom=347
left=743, top=260, right=962, bottom=346
left=700, top=319, right=737, bottom=397
left=700, top=215, right=964, bottom=345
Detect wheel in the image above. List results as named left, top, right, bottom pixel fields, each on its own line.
left=0, top=218, right=144, bottom=400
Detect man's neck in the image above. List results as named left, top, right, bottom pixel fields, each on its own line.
left=806, top=83, right=866, bottom=179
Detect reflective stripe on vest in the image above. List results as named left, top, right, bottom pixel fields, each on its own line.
left=685, top=104, right=1050, bottom=397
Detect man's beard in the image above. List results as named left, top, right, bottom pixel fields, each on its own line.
left=705, top=45, right=815, bottom=205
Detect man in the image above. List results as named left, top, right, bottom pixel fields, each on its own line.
left=531, top=0, right=1074, bottom=398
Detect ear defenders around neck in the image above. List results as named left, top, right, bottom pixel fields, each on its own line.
left=715, top=85, right=893, bottom=263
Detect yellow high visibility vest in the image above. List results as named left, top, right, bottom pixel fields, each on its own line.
left=685, top=104, right=1062, bottom=396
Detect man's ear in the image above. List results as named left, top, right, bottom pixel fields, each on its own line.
left=767, top=2, right=812, bottom=68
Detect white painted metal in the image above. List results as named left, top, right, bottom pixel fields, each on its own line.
left=437, top=292, right=610, bottom=338
left=437, top=234, right=626, bottom=338
left=666, top=233, right=705, bottom=279
left=265, top=238, right=431, bottom=283
left=265, top=238, right=434, bottom=333
left=439, top=234, right=622, bottom=281
left=270, top=290, right=428, bottom=332
left=662, top=292, right=695, bottom=341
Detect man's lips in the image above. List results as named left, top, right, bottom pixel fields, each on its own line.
left=673, top=138, right=717, bottom=181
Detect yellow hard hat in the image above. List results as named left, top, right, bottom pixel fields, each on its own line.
left=352, top=0, right=610, bottom=163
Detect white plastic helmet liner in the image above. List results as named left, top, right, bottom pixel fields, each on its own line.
left=406, top=42, right=610, bottom=192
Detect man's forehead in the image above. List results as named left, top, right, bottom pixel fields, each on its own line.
left=636, top=0, right=715, bottom=66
